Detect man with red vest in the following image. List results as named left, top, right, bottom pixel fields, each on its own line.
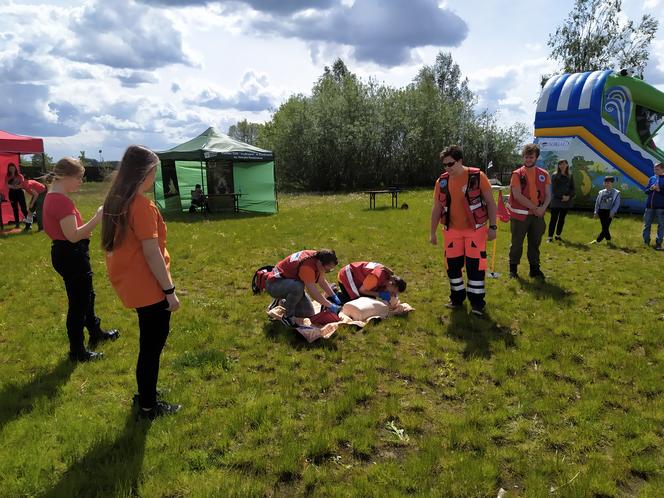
left=337, top=261, right=406, bottom=303
left=266, top=249, right=341, bottom=327
left=430, top=145, right=497, bottom=316
left=506, top=143, right=551, bottom=279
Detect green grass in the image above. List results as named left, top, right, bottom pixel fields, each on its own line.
left=1, top=183, right=663, bottom=497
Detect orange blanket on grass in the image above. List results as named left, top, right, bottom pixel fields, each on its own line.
left=267, top=301, right=415, bottom=343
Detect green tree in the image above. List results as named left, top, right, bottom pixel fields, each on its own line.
left=228, top=119, right=263, bottom=145
left=548, top=0, right=658, bottom=76
left=31, top=153, right=54, bottom=171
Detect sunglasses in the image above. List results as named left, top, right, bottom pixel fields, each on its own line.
left=442, top=161, right=456, bottom=168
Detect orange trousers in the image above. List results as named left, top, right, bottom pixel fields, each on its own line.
left=442, top=226, right=488, bottom=309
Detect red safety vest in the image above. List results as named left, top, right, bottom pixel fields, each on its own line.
left=269, top=250, right=319, bottom=282
left=437, top=167, right=489, bottom=230
left=338, top=262, right=390, bottom=300
left=506, top=166, right=548, bottom=221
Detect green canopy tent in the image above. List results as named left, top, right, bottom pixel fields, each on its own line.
left=154, top=127, right=277, bottom=214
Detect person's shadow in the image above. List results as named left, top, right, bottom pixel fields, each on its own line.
left=443, top=308, right=516, bottom=359
left=0, top=358, right=75, bottom=434
left=39, top=412, right=151, bottom=498
left=517, top=277, right=573, bottom=301
left=558, top=239, right=590, bottom=251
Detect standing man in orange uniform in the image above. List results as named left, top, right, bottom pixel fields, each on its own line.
left=430, top=145, right=497, bottom=316
left=505, top=144, right=551, bottom=279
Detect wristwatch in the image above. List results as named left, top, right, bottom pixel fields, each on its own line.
left=489, top=224, right=498, bottom=230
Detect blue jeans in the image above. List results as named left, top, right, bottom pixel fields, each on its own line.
left=643, top=208, right=664, bottom=245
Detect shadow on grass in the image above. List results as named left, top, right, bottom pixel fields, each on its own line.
left=444, top=308, right=516, bottom=359
left=517, top=277, right=573, bottom=301
left=262, top=321, right=338, bottom=350
left=162, top=211, right=274, bottom=224
left=39, top=412, right=150, bottom=498
left=607, top=243, right=638, bottom=254
left=0, top=359, right=75, bottom=433
left=558, top=239, right=591, bottom=251
left=361, top=206, right=403, bottom=212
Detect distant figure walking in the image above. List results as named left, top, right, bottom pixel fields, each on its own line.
left=590, top=176, right=621, bottom=245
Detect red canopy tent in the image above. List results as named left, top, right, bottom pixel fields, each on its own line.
left=0, top=130, right=45, bottom=227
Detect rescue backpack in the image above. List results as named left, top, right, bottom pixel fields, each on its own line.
left=252, top=265, right=274, bottom=294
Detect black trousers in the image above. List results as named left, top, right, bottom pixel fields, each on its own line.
left=548, top=208, right=569, bottom=237
left=596, top=209, right=613, bottom=242
left=9, top=189, right=28, bottom=226
left=51, top=240, right=102, bottom=355
left=136, top=300, right=171, bottom=409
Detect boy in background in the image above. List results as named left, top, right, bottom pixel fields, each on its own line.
left=590, top=176, right=621, bottom=245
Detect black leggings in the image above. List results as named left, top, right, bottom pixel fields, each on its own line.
left=596, top=209, right=613, bottom=242
left=136, top=300, right=171, bottom=409
left=9, top=189, right=28, bottom=225
left=51, top=240, right=102, bottom=355
left=548, top=208, right=569, bottom=237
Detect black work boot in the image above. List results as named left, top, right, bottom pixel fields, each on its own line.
left=89, top=328, right=120, bottom=347
left=529, top=266, right=545, bottom=280
left=509, top=264, right=518, bottom=278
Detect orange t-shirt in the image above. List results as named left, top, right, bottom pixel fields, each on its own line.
left=106, top=194, right=170, bottom=309
left=297, top=260, right=319, bottom=284
left=510, top=166, right=551, bottom=210
left=434, top=168, right=491, bottom=230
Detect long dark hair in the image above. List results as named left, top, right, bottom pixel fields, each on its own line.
left=556, top=159, right=569, bottom=176
left=101, top=145, right=159, bottom=251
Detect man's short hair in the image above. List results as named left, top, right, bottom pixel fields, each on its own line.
left=440, top=145, right=463, bottom=162
left=522, top=143, right=540, bottom=157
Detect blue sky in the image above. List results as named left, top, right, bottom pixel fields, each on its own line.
left=1, top=0, right=663, bottom=160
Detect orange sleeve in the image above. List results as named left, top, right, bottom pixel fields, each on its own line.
left=544, top=170, right=552, bottom=185
left=433, top=179, right=440, bottom=200
left=298, top=263, right=317, bottom=284
left=361, top=274, right=379, bottom=291
left=130, top=197, right=158, bottom=241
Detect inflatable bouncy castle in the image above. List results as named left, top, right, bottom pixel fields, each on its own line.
left=534, top=70, right=664, bottom=212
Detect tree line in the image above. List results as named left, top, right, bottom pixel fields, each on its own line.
left=231, top=54, right=527, bottom=191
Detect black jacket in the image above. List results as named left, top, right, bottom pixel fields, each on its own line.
left=550, top=172, right=575, bottom=209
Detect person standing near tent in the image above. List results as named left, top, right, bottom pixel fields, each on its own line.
left=43, top=157, right=120, bottom=362
left=4, top=163, right=28, bottom=229
left=642, top=162, right=664, bottom=250
left=20, top=177, right=47, bottom=231
left=337, top=262, right=407, bottom=304
left=429, top=145, right=497, bottom=316
left=102, top=145, right=181, bottom=419
left=266, top=249, right=341, bottom=327
left=547, top=159, right=575, bottom=242
left=506, top=144, right=551, bottom=279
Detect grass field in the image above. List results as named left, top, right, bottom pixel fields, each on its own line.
left=1, top=182, right=663, bottom=497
